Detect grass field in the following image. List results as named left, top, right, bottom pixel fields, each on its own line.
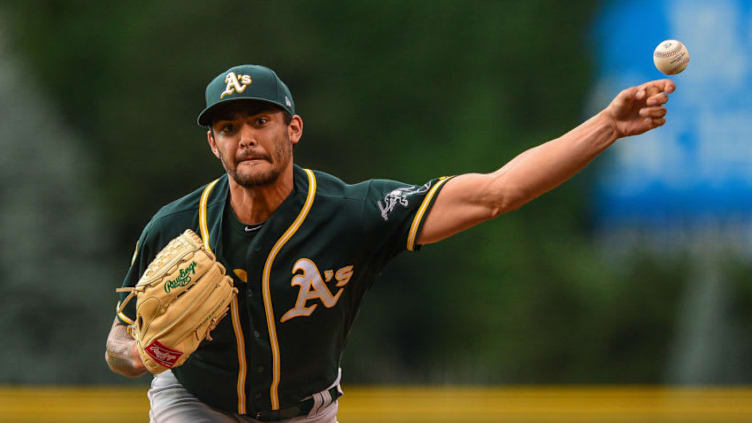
left=1, top=386, right=751, bottom=422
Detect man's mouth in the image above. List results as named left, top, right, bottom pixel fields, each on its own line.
left=238, top=156, right=269, bottom=164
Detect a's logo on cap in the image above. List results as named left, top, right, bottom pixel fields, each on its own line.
left=220, top=72, right=252, bottom=99
left=285, top=96, right=292, bottom=108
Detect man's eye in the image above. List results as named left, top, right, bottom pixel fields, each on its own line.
left=256, top=118, right=268, bottom=126
left=221, top=124, right=235, bottom=133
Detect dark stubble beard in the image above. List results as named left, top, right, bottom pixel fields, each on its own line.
left=222, top=132, right=293, bottom=187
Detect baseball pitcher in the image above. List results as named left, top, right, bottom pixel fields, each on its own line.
left=105, top=64, right=675, bottom=422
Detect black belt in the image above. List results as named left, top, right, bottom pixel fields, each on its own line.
left=251, top=386, right=341, bottom=422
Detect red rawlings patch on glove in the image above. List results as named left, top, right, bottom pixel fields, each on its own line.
left=144, top=340, right=183, bottom=368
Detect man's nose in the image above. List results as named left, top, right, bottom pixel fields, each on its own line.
left=238, top=123, right=257, bottom=148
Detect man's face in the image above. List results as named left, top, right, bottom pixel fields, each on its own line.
left=207, top=101, right=301, bottom=187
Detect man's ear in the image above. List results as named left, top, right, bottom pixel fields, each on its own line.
left=207, top=130, right=220, bottom=159
left=288, top=115, right=303, bottom=146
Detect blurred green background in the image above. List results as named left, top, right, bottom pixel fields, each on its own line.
left=1, top=0, right=751, bottom=389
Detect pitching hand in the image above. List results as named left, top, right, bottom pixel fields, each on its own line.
left=604, top=79, right=676, bottom=138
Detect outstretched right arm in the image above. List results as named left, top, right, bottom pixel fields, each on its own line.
left=105, top=317, right=146, bottom=378
left=417, top=79, right=675, bottom=245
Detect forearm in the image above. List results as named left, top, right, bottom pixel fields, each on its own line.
left=418, top=80, right=673, bottom=246
left=105, top=318, right=147, bottom=378
left=488, top=110, right=617, bottom=213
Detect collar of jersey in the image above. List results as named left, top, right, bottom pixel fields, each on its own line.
left=201, top=165, right=309, bottom=256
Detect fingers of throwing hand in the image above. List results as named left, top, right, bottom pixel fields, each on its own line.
left=639, top=106, right=667, bottom=119
left=645, top=84, right=663, bottom=99
left=645, top=79, right=676, bottom=94
left=649, top=117, right=666, bottom=128
left=647, top=92, right=668, bottom=106
left=660, top=79, right=676, bottom=94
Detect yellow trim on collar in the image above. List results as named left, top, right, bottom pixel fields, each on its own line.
left=199, top=178, right=221, bottom=253
left=406, top=177, right=450, bottom=252
left=264, top=169, right=317, bottom=410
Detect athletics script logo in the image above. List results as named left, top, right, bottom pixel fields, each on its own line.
left=378, top=182, right=431, bottom=221
left=220, top=72, right=252, bottom=99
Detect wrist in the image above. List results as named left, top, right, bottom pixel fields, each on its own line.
left=129, top=341, right=146, bottom=371
left=595, top=109, right=620, bottom=143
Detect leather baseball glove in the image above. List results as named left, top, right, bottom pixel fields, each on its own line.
left=116, top=229, right=237, bottom=374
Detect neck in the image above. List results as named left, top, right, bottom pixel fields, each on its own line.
left=228, top=165, right=294, bottom=225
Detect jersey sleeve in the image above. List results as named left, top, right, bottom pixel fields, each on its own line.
left=115, top=224, right=155, bottom=325
left=362, top=176, right=453, bottom=264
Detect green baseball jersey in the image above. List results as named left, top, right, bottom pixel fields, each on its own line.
left=117, top=165, right=451, bottom=415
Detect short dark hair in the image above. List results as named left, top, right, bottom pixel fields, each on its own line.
left=281, top=110, right=293, bottom=125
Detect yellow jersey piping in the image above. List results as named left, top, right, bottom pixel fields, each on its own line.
left=230, top=296, right=247, bottom=414
left=116, top=302, right=135, bottom=325
left=198, top=178, right=247, bottom=414
left=263, top=168, right=317, bottom=410
left=199, top=178, right=220, bottom=252
left=406, top=177, right=450, bottom=251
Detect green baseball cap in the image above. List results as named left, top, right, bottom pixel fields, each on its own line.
left=197, top=64, right=295, bottom=127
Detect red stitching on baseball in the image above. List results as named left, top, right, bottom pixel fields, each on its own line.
left=654, top=42, right=683, bottom=58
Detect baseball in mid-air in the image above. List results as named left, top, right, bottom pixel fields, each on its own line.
left=653, top=39, right=690, bottom=75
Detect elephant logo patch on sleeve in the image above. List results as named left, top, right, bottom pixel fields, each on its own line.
left=377, top=183, right=431, bottom=221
